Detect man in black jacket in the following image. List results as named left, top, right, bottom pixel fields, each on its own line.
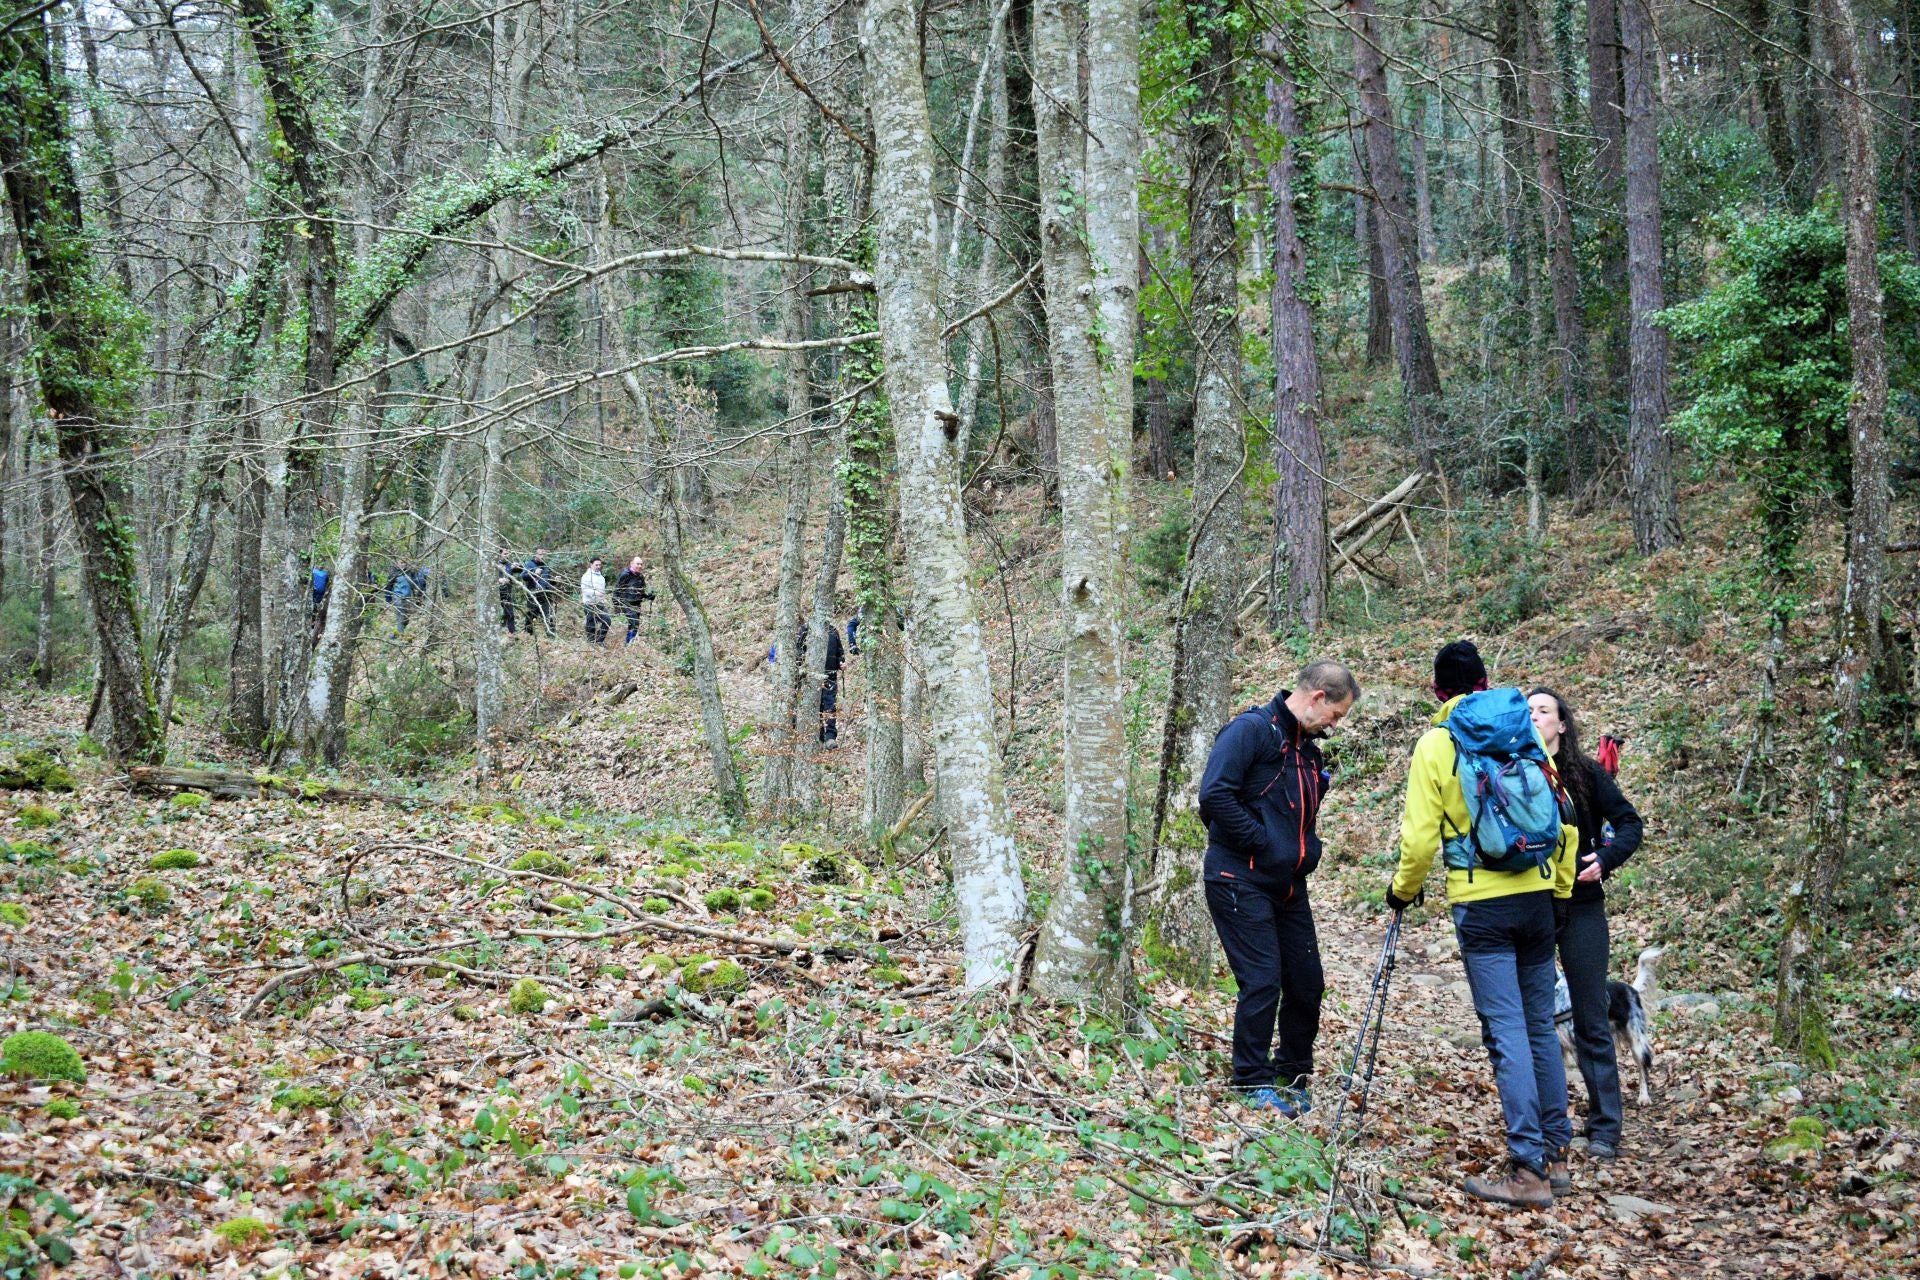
left=613, top=556, right=655, bottom=644
left=1198, top=659, right=1360, bottom=1116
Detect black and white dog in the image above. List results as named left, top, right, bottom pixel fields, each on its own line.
left=1553, top=947, right=1664, bottom=1105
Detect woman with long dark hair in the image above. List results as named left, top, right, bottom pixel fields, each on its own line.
left=1528, top=687, right=1644, bottom=1161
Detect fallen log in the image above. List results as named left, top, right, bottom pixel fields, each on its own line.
left=1331, top=470, right=1429, bottom=540
left=128, top=765, right=434, bottom=807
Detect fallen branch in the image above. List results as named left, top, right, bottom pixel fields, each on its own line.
left=129, top=764, right=441, bottom=807
left=1332, top=471, right=1429, bottom=540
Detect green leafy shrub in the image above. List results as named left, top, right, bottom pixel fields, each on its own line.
left=0, top=750, right=76, bottom=792
left=678, top=956, right=747, bottom=996
left=1655, top=581, right=1710, bottom=646
left=127, top=876, right=171, bottom=910
left=4, top=840, right=56, bottom=865
left=1132, top=507, right=1190, bottom=596
left=0, top=903, right=26, bottom=926
left=43, top=1099, right=80, bottom=1120
left=508, top=979, right=549, bottom=1015
left=703, top=888, right=741, bottom=912
left=147, top=848, right=201, bottom=871
left=212, top=1216, right=274, bottom=1249
left=0, top=1031, right=85, bottom=1083
left=509, top=850, right=568, bottom=876
left=168, top=791, right=209, bottom=810
left=15, top=805, right=59, bottom=828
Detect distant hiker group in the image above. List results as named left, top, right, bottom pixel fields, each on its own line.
left=496, top=550, right=656, bottom=645
left=1197, top=640, right=1645, bottom=1211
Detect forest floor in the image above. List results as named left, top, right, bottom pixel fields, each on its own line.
left=3, top=467, right=1919, bottom=1277
left=0, top=683, right=1913, bottom=1276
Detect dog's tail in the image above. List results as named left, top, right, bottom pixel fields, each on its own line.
left=1633, top=946, right=1666, bottom=1011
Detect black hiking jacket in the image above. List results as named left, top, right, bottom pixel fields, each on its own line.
left=1198, top=692, right=1330, bottom=894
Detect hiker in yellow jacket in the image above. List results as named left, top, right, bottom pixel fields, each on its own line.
left=1385, top=641, right=1577, bottom=1209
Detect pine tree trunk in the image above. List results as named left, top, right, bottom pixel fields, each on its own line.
left=1266, top=30, right=1328, bottom=636
left=0, top=13, right=164, bottom=763
left=1357, top=186, right=1393, bottom=366
left=1521, top=0, right=1587, bottom=468
left=1745, top=0, right=1804, bottom=205
left=864, top=0, right=1028, bottom=987
left=1620, top=0, right=1683, bottom=553
left=1350, top=0, right=1444, bottom=465
left=1029, top=0, right=1135, bottom=1011
left=1775, top=0, right=1889, bottom=1065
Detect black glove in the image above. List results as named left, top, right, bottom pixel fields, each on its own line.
left=1384, top=885, right=1423, bottom=914
left=1553, top=897, right=1571, bottom=935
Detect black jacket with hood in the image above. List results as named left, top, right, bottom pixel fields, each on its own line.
left=1198, top=691, right=1331, bottom=894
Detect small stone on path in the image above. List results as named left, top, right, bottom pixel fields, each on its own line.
left=1607, top=1194, right=1677, bottom=1221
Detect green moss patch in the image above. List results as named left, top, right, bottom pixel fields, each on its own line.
left=148, top=848, right=202, bottom=871
left=271, top=1085, right=335, bottom=1112
left=1, top=1031, right=85, bottom=1083
left=127, top=876, right=171, bottom=910
left=508, top=850, right=569, bottom=876
left=213, top=1216, right=274, bottom=1249
left=16, top=805, right=60, bottom=828
left=168, top=791, right=209, bottom=810
left=703, top=888, right=741, bottom=912
left=0, top=750, right=76, bottom=793
left=43, top=1099, right=80, bottom=1120
left=0, top=903, right=26, bottom=926
left=509, top=979, right=549, bottom=1014
left=678, top=956, right=748, bottom=996
left=641, top=897, right=670, bottom=914
left=744, top=887, right=776, bottom=911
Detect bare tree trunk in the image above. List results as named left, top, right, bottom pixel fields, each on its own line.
left=1621, top=0, right=1682, bottom=553
left=1350, top=0, right=1444, bottom=465
left=1411, top=95, right=1437, bottom=265
left=228, top=416, right=268, bottom=746
left=34, top=442, right=56, bottom=690
left=651, top=386, right=747, bottom=821
left=1266, top=30, right=1328, bottom=636
left=303, top=395, right=374, bottom=764
left=762, top=93, right=816, bottom=817
left=864, top=0, right=1027, bottom=987
left=1745, top=0, right=1804, bottom=204
left=1029, top=0, right=1135, bottom=1010
left=1149, top=0, right=1248, bottom=986
left=797, top=466, right=847, bottom=807
left=951, top=0, right=1012, bottom=461
left=1775, top=0, right=1889, bottom=1065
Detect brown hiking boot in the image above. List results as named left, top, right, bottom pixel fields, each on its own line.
left=1547, top=1159, right=1571, bottom=1196
left=1463, top=1162, right=1554, bottom=1208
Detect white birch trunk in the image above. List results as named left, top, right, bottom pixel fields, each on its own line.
left=863, top=0, right=1027, bottom=988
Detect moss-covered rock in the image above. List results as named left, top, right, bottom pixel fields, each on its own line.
left=127, top=876, right=172, bottom=910
left=640, top=952, right=678, bottom=975
left=213, top=1216, right=274, bottom=1249
left=0, top=750, right=76, bottom=793
left=508, top=850, right=568, bottom=876
left=43, top=1098, right=80, bottom=1120
left=640, top=897, right=670, bottom=914
left=654, top=861, right=690, bottom=879
left=16, top=804, right=59, bottom=828
left=452, top=1004, right=480, bottom=1022
left=703, top=887, right=741, bottom=912
left=508, top=978, right=549, bottom=1014
left=1765, top=1115, right=1828, bottom=1161
left=0, top=903, right=26, bottom=927
left=679, top=956, right=748, bottom=996
left=1, top=1031, right=85, bottom=1083
left=168, top=791, right=209, bottom=810
left=744, top=887, right=776, bottom=911
left=148, top=848, right=201, bottom=871
left=550, top=893, right=585, bottom=910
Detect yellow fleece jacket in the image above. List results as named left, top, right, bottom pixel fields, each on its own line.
left=1389, top=695, right=1576, bottom=906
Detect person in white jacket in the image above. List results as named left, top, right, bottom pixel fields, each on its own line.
left=580, top=557, right=612, bottom=645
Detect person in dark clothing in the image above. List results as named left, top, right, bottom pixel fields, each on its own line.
left=497, top=552, right=522, bottom=634
left=613, top=556, right=655, bottom=644
left=815, top=622, right=844, bottom=745
left=524, top=551, right=557, bottom=637
left=388, top=564, right=425, bottom=631
left=1198, top=660, right=1360, bottom=1117
left=846, top=610, right=861, bottom=656
left=1529, top=687, right=1645, bottom=1162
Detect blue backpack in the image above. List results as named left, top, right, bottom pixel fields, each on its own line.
left=1442, top=688, right=1568, bottom=878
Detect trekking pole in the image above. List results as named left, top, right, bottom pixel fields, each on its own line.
left=1318, top=909, right=1402, bottom=1255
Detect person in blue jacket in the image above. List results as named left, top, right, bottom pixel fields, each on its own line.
left=1198, top=659, right=1360, bottom=1117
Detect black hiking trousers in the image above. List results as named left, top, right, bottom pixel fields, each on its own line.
left=1206, top=877, right=1324, bottom=1091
